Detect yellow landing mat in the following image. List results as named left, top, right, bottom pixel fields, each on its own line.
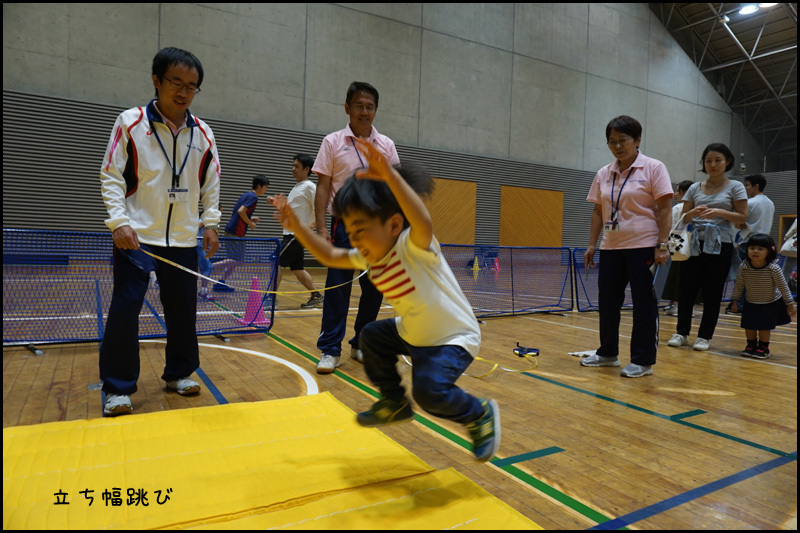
left=4, top=392, right=540, bottom=529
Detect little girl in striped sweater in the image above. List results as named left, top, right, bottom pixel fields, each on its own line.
left=731, top=233, right=796, bottom=358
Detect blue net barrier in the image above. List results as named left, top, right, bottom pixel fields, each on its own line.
left=573, top=248, right=735, bottom=312
left=441, top=245, right=573, bottom=317
left=3, top=229, right=279, bottom=346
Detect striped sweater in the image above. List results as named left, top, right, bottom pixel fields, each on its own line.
left=731, top=261, right=793, bottom=305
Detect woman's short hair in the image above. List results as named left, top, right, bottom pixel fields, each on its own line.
left=700, top=143, right=735, bottom=173
left=605, top=115, right=642, bottom=141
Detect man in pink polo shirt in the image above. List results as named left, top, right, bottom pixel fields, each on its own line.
left=312, top=81, right=400, bottom=374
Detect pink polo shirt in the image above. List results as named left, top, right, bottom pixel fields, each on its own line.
left=587, top=152, right=673, bottom=250
left=312, top=124, right=400, bottom=213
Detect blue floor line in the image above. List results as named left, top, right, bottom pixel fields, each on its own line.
left=195, top=367, right=228, bottom=404
left=521, top=371, right=792, bottom=457
left=588, top=451, right=797, bottom=530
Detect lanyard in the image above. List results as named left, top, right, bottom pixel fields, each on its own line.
left=151, top=122, right=194, bottom=188
left=349, top=137, right=367, bottom=169
left=610, top=167, right=634, bottom=216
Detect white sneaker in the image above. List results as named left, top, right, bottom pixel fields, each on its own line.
left=667, top=334, right=688, bottom=347
left=166, top=377, right=201, bottom=395
left=350, top=346, right=364, bottom=364
left=693, top=338, right=710, bottom=351
left=317, top=354, right=340, bottom=374
left=621, top=363, right=653, bottom=378
left=104, top=394, right=132, bottom=416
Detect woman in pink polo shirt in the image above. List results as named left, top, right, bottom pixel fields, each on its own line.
left=582, top=115, right=674, bottom=378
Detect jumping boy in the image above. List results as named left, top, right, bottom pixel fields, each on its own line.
left=272, top=139, right=500, bottom=461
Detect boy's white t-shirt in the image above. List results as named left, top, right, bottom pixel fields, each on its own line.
left=348, top=228, right=481, bottom=357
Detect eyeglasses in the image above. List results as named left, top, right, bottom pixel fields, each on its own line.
left=607, top=136, right=632, bottom=147
left=350, top=104, right=376, bottom=113
left=162, top=76, right=201, bottom=94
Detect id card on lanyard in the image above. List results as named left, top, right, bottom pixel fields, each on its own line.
left=604, top=167, right=634, bottom=232
left=152, top=123, right=194, bottom=204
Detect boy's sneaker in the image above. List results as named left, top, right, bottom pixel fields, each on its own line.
left=693, top=338, right=710, bottom=351
left=466, top=399, right=501, bottom=462
left=356, top=397, right=414, bottom=427
left=621, top=363, right=652, bottom=378
left=104, top=394, right=133, bottom=416
left=753, top=346, right=770, bottom=359
left=667, top=334, right=689, bottom=347
left=316, top=354, right=340, bottom=374
left=301, top=294, right=324, bottom=308
left=350, top=346, right=364, bottom=364
left=580, top=354, right=620, bottom=367
left=166, top=377, right=201, bottom=395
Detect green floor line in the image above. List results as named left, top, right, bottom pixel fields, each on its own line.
left=265, top=331, right=618, bottom=527
left=521, top=372, right=793, bottom=458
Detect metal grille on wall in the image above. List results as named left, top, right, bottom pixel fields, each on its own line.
left=5, top=91, right=796, bottom=248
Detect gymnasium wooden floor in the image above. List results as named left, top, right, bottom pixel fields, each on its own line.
left=3, top=270, right=797, bottom=530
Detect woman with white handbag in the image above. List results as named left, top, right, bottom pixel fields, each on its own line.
left=667, top=143, right=748, bottom=352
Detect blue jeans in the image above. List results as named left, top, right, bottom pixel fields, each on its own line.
left=100, top=244, right=199, bottom=395
left=359, top=319, right=484, bottom=425
left=317, top=217, right=383, bottom=356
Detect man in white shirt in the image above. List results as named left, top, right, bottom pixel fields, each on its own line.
left=274, top=154, right=323, bottom=308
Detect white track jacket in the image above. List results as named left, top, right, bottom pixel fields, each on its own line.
left=100, top=100, right=221, bottom=248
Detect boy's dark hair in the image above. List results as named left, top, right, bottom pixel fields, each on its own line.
left=677, top=180, right=694, bottom=194
left=605, top=115, right=642, bottom=141
left=152, top=47, right=204, bottom=97
left=252, top=174, right=269, bottom=188
left=700, top=143, right=735, bottom=172
left=333, top=163, right=435, bottom=229
left=346, top=81, right=379, bottom=108
left=744, top=174, right=767, bottom=192
left=745, top=233, right=778, bottom=264
left=294, top=154, right=315, bottom=173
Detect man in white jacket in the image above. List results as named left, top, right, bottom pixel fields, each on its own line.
left=98, top=47, right=222, bottom=416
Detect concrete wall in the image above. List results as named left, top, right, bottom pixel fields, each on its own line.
left=3, top=2, right=768, bottom=180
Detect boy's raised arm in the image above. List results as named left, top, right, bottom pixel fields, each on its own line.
left=270, top=195, right=354, bottom=269
left=355, top=139, right=433, bottom=251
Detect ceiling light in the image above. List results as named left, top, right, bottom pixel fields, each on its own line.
left=739, top=4, right=760, bottom=15
left=719, top=14, right=730, bottom=23
left=758, top=3, right=777, bottom=7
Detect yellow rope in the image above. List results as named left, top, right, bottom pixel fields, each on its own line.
left=141, top=249, right=365, bottom=295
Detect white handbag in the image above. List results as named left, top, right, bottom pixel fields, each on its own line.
left=781, top=219, right=797, bottom=257
left=668, top=214, right=692, bottom=261
left=780, top=235, right=797, bottom=257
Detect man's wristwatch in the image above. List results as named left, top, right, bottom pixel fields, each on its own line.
left=205, top=225, right=220, bottom=233
left=656, top=242, right=669, bottom=251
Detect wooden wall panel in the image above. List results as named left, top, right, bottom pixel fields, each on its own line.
left=424, top=178, right=476, bottom=245
left=500, top=186, right=563, bottom=247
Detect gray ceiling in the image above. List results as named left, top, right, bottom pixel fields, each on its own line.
left=649, top=3, right=797, bottom=168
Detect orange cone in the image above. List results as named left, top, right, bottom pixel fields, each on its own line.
left=238, top=277, right=271, bottom=326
